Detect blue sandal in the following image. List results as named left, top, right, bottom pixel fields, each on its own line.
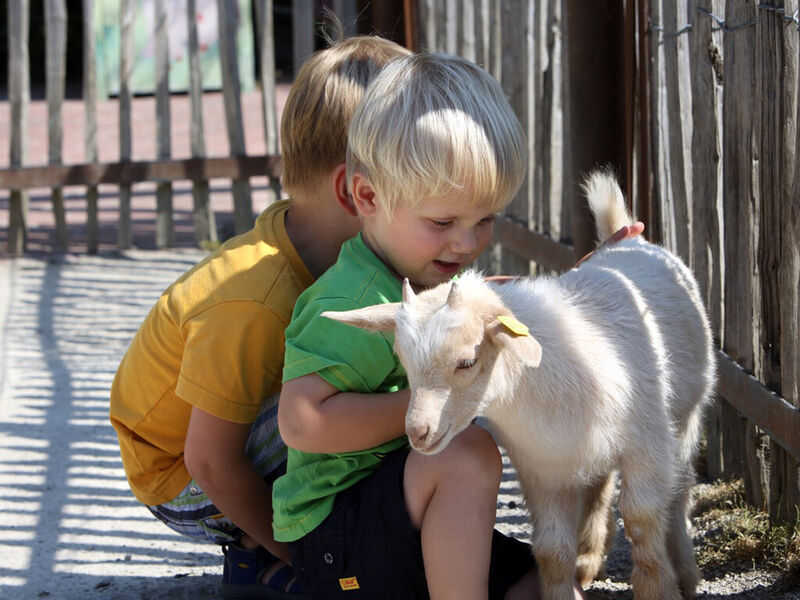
left=220, top=543, right=308, bottom=600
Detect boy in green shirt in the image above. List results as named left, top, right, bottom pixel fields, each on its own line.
left=275, top=52, right=556, bottom=599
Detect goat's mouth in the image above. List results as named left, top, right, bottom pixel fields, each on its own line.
left=413, top=424, right=452, bottom=455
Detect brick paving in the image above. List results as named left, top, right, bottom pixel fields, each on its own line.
left=0, top=86, right=290, bottom=255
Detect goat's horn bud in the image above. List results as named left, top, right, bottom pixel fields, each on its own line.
left=446, top=281, right=462, bottom=308
left=402, top=278, right=416, bottom=305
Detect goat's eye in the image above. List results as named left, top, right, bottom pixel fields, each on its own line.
left=456, top=358, right=477, bottom=370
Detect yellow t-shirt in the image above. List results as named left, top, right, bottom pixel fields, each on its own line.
left=109, top=200, right=314, bottom=506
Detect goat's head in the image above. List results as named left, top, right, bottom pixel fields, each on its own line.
left=321, top=273, right=542, bottom=455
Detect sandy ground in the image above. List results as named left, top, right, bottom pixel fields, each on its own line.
left=0, top=249, right=795, bottom=600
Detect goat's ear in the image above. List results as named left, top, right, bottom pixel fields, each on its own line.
left=486, top=317, right=543, bottom=368
left=321, top=303, right=400, bottom=332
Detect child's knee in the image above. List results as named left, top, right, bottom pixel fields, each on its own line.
left=447, top=425, right=502, bottom=484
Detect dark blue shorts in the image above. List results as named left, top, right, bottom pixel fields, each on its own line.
left=288, top=449, right=535, bottom=599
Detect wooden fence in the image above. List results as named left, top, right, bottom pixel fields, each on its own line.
left=412, top=0, right=800, bottom=524
left=1, top=0, right=799, bottom=523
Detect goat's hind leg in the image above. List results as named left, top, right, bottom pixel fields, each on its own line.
left=618, top=456, right=681, bottom=600
left=575, top=472, right=617, bottom=587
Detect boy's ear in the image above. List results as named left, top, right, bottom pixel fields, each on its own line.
left=333, top=163, right=357, bottom=217
left=350, top=172, right=378, bottom=217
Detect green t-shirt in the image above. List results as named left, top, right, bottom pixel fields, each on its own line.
left=272, top=234, right=409, bottom=542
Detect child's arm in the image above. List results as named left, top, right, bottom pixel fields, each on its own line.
left=278, top=373, right=410, bottom=454
left=183, top=406, right=290, bottom=562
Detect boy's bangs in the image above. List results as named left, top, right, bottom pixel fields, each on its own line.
left=395, top=108, right=521, bottom=212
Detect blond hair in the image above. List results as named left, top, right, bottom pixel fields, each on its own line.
left=346, top=52, right=526, bottom=216
left=280, top=36, right=412, bottom=198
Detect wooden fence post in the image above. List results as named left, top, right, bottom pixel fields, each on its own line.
left=757, top=5, right=800, bottom=523
left=7, top=0, right=30, bottom=254
left=217, top=0, right=252, bottom=234
left=721, top=0, right=762, bottom=505
left=499, top=0, right=531, bottom=276
left=118, top=0, right=135, bottom=249
left=83, top=0, right=99, bottom=254
left=564, top=0, right=627, bottom=260
left=254, top=0, right=281, bottom=212
left=45, top=0, right=69, bottom=251
left=155, top=0, right=174, bottom=248
left=689, top=0, right=725, bottom=479
left=187, top=0, right=216, bottom=245
left=292, top=1, right=314, bottom=76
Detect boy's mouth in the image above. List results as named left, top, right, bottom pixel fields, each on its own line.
left=433, top=260, right=461, bottom=274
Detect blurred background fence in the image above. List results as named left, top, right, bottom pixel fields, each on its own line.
left=1, top=0, right=798, bottom=524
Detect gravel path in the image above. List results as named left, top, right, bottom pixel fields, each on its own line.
left=0, top=250, right=794, bottom=599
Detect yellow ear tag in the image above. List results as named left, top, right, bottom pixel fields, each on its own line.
left=496, top=315, right=530, bottom=336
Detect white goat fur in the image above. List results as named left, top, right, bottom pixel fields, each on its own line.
left=322, top=171, right=716, bottom=600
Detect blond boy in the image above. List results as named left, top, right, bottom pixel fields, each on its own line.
left=275, top=52, right=544, bottom=600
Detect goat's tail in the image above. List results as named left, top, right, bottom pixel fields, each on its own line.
left=582, top=170, right=633, bottom=243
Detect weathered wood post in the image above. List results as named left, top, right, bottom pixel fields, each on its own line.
left=721, top=0, right=759, bottom=504
left=756, top=3, right=800, bottom=523
left=254, top=0, right=281, bottom=211
left=7, top=0, right=30, bottom=254
left=187, top=0, right=216, bottom=245
left=118, top=0, right=135, bottom=249
left=155, top=0, right=174, bottom=247
left=45, top=0, right=69, bottom=251
left=216, top=0, right=252, bottom=234
left=292, top=1, right=314, bottom=76
left=83, top=0, right=99, bottom=253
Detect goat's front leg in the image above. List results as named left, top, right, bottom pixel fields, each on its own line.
left=525, top=487, right=580, bottom=600
left=576, top=472, right=616, bottom=586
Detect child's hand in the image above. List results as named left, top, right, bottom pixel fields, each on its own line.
left=576, top=221, right=645, bottom=266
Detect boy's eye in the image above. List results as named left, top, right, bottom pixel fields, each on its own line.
left=456, top=358, right=477, bottom=370
left=431, top=219, right=453, bottom=228
left=479, top=214, right=497, bottom=225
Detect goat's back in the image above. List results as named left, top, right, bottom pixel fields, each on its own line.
left=561, top=238, right=715, bottom=425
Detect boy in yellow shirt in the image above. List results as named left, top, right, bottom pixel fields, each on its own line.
left=110, top=36, right=412, bottom=599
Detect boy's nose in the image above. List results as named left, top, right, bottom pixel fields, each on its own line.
left=450, top=229, right=478, bottom=254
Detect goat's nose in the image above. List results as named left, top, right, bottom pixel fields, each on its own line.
left=407, top=423, right=430, bottom=446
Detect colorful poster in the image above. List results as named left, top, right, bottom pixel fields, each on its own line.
left=95, top=0, right=255, bottom=97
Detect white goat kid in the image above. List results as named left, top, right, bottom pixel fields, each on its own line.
left=322, top=171, right=716, bottom=600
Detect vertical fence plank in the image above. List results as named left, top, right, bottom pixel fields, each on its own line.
left=778, top=26, right=800, bottom=522
left=461, top=0, right=476, bottom=62
left=83, top=0, right=99, bottom=254
left=333, top=0, right=357, bottom=36
left=118, top=0, right=135, bottom=249
left=536, top=0, right=564, bottom=246
left=757, top=5, right=800, bottom=523
left=721, top=0, right=762, bottom=504
left=187, top=0, right=215, bottom=246
left=689, top=0, right=724, bottom=343
left=254, top=0, right=281, bottom=213
left=418, top=0, right=436, bottom=51
left=660, top=0, right=692, bottom=261
left=7, top=0, right=30, bottom=254
left=690, top=0, right=725, bottom=479
left=45, top=0, right=69, bottom=251
left=292, top=1, right=314, bottom=76
left=217, top=0, right=252, bottom=234
left=500, top=0, right=532, bottom=276
left=154, top=0, right=173, bottom=248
